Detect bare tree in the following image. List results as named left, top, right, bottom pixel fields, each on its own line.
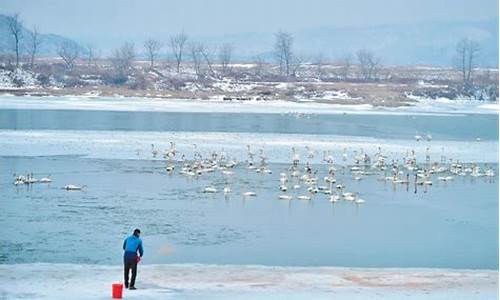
left=111, top=42, right=136, bottom=74
left=253, top=54, right=266, bottom=77
left=356, top=49, right=380, bottom=81
left=338, top=55, right=351, bottom=80
left=313, top=53, right=326, bottom=79
left=189, top=42, right=204, bottom=77
left=218, top=43, right=233, bottom=76
left=27, top=26, right=42, bottom=68
left=84, top=44, right=98, bottom=67
left=274, top=31, right=294, bottom=77
left=170, top=32, right=188, bottom=73
left=144, top=38, right=163, bottom=69
left=57, top=41, right=80, bottom=70
left=200, top=44, right=215, bottom=77
left=7, top=13, right=23, bottom=67
left=456, top=38, right=480, bottom=86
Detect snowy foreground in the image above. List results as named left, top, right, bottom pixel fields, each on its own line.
left=0, top=264, right=497, bottom=300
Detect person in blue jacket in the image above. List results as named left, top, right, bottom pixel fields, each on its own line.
left=123, top=228, right=144, bottom=290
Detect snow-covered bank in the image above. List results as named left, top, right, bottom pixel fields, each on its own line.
left=0, top=130, right=497, bottom=163
left=405, top=94, right=499, bottom=115
left=0, top=95, right=497, bottom=115
left=0, top=263, right=496, bottom=300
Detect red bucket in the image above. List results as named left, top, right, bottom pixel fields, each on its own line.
left=112, top=283, right=123, bottom=299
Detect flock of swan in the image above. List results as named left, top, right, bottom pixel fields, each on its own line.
left=12, top=140, right=496, bottom=201
left=13, top=174, right=86, bottom=190
left=144, top=142, right=496, bottom=204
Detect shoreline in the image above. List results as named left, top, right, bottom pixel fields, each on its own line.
left=0, top=93, right=498, bottom=116
left=0, top=263, right=497, bottom=299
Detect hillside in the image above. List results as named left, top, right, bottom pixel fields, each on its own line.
left=0, top=14, right=84, bottom=57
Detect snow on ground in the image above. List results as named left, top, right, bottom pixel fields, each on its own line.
left=405, top=94, right=499, bottom=114
left=0, top=130, right=497, bottom=163
left=295, top=89, right=362, bottom=102
left=0, top=263, right=496, bottom=300
left=212, top=80, right=258, bottom=92
left=0, top=94, right=497, bottom=115
left=0, top=69, right=39, bottom=89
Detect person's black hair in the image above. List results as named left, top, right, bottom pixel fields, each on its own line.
left=133, top=228, right=141, bottom=236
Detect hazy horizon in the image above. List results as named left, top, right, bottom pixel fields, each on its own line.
left=0, top=0, right=498, bottom=66
left=0, top=0, right=498, bottom=41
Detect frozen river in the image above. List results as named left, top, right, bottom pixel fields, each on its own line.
left=0, top=96, right=498, bottom=299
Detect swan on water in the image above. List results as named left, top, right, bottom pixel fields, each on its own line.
left=242, top=191, right=257, bottom=197
left=203, top=186, right=217, bottom=193
left=63, top=184, right=86, bottom=191
left=39, top=176, right=52, bottom=183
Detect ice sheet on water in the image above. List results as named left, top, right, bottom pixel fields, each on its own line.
left=0, top=263, right=496, bottom=300
left=0, top=129, right=497, bottom=163
left=0, top=95, right=497, bottom=115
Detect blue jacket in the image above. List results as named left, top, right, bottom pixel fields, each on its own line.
left=123, top=235, right=144, bottom=260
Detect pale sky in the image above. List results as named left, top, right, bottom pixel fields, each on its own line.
left=0, top=0, right=498, bottom=41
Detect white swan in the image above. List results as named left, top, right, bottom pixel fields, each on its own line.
left=278, top=195, right=293, bottom=200
left=329, top=195, right=340, bottom=202
left=242, top=191, right=257, bottom=197
left=203, top=186, right=217, bottom=193
left=64, top=184, right=86, bottom=191
left=343, top=192, right=355, bottom=201
left=39, top=176, right=52, bottom=183
left=307, top=186, right=319, bottom=194
left=297, top=195, right=311, bottom=200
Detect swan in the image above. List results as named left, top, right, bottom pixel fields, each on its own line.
left=278, top=195, right=293, bottom=200
left=151, top=144, right=158, bottom=157
left=355, top=198, right=366, bottom=204
left=39, top=176, right=52, bottom=183
left=203, top=186, right=217, bottom=193
left=242, top=191, right=257, bottom=197
left=63, top=184, right=86, bottom=191
left=293, top=184, right=301, bottom=189
left=297, top=195, right=311, bottom=200
left=324, top=176, right=336, bottom=183
left=307, top=187, right=319, bottom=194
left=329, top=195, right=340, bottom=202
left=343, top=192, right=355, bottom=201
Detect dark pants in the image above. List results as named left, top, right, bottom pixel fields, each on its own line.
left=124, top=257, right=137, bottom=288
